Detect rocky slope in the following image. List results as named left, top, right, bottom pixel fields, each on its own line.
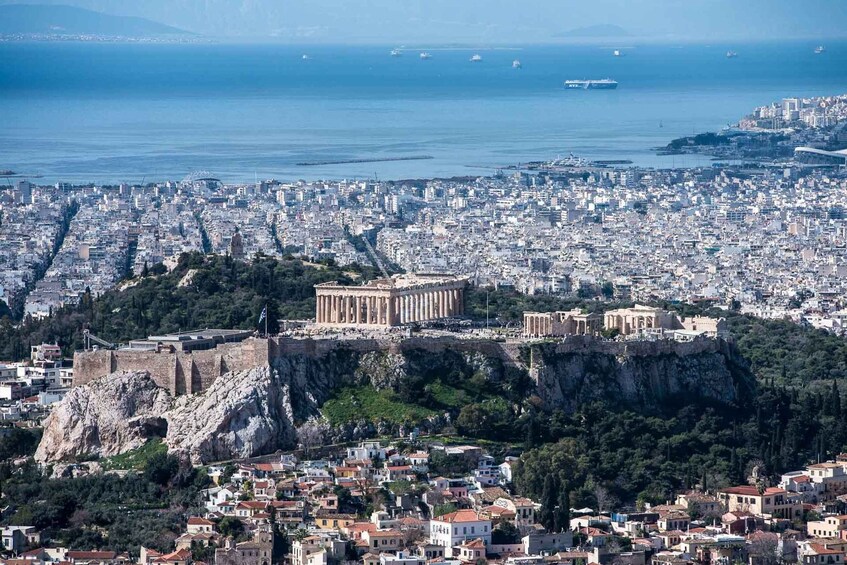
left=165, top=365, right=298, bottom=464
left=37, top=366, right=302, bottom=465
left=36, top=337, right=754, bottom=465
left=530, top=338, right=753, bottom=412
left=35, top=371, right=170, bottom=463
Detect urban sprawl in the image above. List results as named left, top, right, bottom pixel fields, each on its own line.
left=1, top=93, right=847, bottom=564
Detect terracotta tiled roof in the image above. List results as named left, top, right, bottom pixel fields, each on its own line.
left=67, top=552, right=118, bottom=560
left=434, top=509, right=485, bottom=523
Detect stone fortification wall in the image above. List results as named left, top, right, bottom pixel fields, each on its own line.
left=73, top=338, right=270, bottom=395
left=74, top=333, right=732, bottom=398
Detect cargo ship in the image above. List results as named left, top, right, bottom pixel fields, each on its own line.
left=564, top=79, right=618, bottom=90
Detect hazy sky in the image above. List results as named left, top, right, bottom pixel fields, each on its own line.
left=4, top=0, right=847, bottom=42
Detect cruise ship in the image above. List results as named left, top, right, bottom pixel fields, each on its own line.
left=564, top=79, right=618, bottom=90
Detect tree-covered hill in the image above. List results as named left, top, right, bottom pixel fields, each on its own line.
left=465, top=287, right=847, bottom=389
left=2, top=255, right=847, bottom=513
left=0, top=252, right=379, bottom=361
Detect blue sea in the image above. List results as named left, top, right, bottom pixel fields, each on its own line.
left=1, top=41, right=846, bottom=183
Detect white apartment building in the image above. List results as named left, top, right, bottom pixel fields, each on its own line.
left=429, top=510, right=491, bottom=558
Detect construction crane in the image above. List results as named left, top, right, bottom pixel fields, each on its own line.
left=82, top=329, right=116, bottom=350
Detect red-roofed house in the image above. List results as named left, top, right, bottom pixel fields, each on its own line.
left=430, top=510, right=491, bottom=557
left=456, top=538, right=487, bottom=562
left=150, top=549, right=190, bottom=565
left=235, top=500, right=269, bottom=518
left=67, top=552, right=129, bottom=565
left=799, top=542, right=845, bottom=565
left=717, top=486, right=802, bottom=519
left=186, top=516, right=215, bottom=534
left=385, top=465, right=416, bottom=482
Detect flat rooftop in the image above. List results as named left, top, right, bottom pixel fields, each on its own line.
left=145, top=329, right=254, bottom=342
left=316, top=273, right=466, bottom=290
left=123, top=328, right=255, bottom=351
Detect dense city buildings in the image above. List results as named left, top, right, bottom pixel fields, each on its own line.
left=2, top=148, right=847, bottom=333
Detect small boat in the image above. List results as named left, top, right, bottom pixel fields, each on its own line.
left=301, top=54, right=310, bottom=60
left=613, top=49, right=622, bottom=57
left=390, top=49, right=401, bottom=57
left=815, top=45, right=825, bottom=54
left=420, top=52, right=432, bottom=60
left=726, top=50, right=738, bottom=58
left=512, top=59, right=522, bottom=69
left=470, top=54, right=483, bottom=62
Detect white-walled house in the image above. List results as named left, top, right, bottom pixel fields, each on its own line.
left=429, top=510, right=492, bottom=557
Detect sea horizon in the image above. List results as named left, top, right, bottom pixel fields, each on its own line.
left=2, top=39, right=846, bottom=184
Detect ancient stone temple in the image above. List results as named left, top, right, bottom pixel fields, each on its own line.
left=523, top=309, right=603, bottom=338
left=314, top=274, right=468, bottom=327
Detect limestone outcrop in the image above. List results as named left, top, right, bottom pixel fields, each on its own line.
left=35, top=371, right=170, bottom=463
left=36, top=336, right=754, bottom=466
left=165, top=365, right=298, bottom=464
left=37, top=366, right=304, bottom=465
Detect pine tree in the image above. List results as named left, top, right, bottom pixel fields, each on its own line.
left=555, top=487, right=570, bottom=533
left=829, top=381, right=842, bottom=417
left=540, top=474, right=557, bottom=531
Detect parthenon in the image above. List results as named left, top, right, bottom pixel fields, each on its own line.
left=314, top=274, right=468, bottom=327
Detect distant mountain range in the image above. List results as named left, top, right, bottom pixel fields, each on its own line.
left=556, top=24, right=630, bottom=38
left=0, top=4, right=188, bottom=35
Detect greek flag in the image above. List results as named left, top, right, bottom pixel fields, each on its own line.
left=258, top=306, right=267, bottom=324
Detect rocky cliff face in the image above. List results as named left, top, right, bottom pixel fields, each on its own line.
left=35, top=371, right=170, bottom=463
left=37, top=366, right=305, bottom=465
left=530, top=338, right=752, bottom=412
left=166, top=365, right=298, bottom=464
left=36, top=337, right=754, bottom=465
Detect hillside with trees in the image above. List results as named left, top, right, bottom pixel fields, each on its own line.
left=2, top=253, right=846, bottom=513
left=0, top=252, right=379, bottom=360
